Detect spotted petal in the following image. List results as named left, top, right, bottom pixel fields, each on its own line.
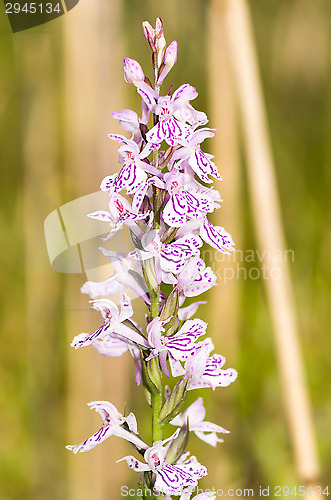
left=137, top=86, right=157, bottom=111
left=87, top=210, right=114, bottom=223
left=155, top=463, right=198, bottom=495
left=71, top=323, right=111, bottom=349
left=160, top=235, right=202, bottom=274
left=163, top=193, right=187, bottom=227
left=100, top=173, right=117, bottom=192
left=112, top=162, right=147, bottom=194
left=201, top=354, right=238, bottom=389
left=186, top=343, right=238, bottom=391
left=200, top=220, right=235, bottom=254
left=166, top=319, right=207, bottom=361
left=146, top=117, right=191, bottom=147
left=189, top=148, right=222, bottom=183
left=182, top=190, right=213, bottom=218
left=66, top=423, right=115, bottom=454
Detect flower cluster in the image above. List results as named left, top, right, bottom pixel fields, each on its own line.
left=67, top=18, right=237, bottom=499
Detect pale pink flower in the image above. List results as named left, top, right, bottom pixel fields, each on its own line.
left=71, top=293, right=149, bottom=349
left=118, top=438, right=207, bottom=495
left=146, top=317, right=207, bottom=376
left=66, top=401, right=147, bottom=453
left=170, top=397, right=229, bottom=446
left=185, top=339, right=238, bottom=390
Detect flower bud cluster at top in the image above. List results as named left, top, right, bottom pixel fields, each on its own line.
left=66, top=18, right=238, bottom=500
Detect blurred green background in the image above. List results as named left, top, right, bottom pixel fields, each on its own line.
left=0, top=0, right=330, bottom=499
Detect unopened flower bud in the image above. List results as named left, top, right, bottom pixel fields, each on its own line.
left=155, top=18, right=166, bottom=49
left=164, top=41, right=177, bottom=66
left=157, top=40, right=178, bottom=85
left=155, top=18, right=166, bottom=67
left=142, top=21, right=156, bottom=51
left=124, top=58, right=145, bottom=86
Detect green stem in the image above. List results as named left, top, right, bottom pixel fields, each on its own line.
left=151, top=388, right=163, bottom=442
left=145, top=45, right=163, bottom=500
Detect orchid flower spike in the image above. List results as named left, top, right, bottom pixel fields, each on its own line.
left=66, top=17, right=238, bottom=499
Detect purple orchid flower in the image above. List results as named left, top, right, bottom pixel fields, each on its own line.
left=87, top=192, right=149, bottom=241
left=171, top=84, right=208, bottom=125
left=129, top=229, right=203, bottom=277
left=66, top=401, right=148, bottom=453
left=118, top=437, right=207, bottom=495
left=142, top=84, right=206, bottom=147
left=100, top=134, right=161, bottom=195
left=162, top=170, right=218, bottom=227
left=172, top=128, right=222, bottom=183
left=146, top=94, right=192, bottom=147
left=170, top=397, right=229, bottom=447
left=185, top=338, right=238, bottom=390
left=177, top=218, right=235, bottom=255
left=71, top=293, right=149, bottom=349
left=146, top=317, right=207, bottom=377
